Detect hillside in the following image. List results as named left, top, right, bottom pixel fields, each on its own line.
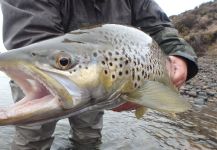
left=170, top=0, right=217, bottom=56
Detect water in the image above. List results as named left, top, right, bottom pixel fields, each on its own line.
left=0, top=75, right=217, bottom=150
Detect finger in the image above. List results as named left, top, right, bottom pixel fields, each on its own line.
left=169, top=56, right=187, bottom=88
left=174, top=65, right=186, bottom=88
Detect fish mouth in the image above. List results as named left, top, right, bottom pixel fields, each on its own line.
left=0, top=62, right=123, bottom=126
left=0, top=63, right=75, bottom=125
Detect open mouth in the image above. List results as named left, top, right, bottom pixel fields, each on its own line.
left=0, top=63, right=124, bottom=125
left=0, top=64, right=67, bottom=125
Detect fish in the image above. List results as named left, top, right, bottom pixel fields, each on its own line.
left=0, top=24, right=191, bottom=125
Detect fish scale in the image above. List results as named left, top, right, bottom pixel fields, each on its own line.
left=0, top=24, right=191, bottom=125
left=89, top=27, right=166, bottom=92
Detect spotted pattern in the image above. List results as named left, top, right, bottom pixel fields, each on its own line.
left=87, top=27, right=166, bottom=90
left=64, top=25, right=167, bottom=91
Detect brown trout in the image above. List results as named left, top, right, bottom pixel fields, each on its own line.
left=0, top=24, right=190, bottom=125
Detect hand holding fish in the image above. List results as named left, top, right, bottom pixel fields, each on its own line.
left=167, top=56, right=187, bottom=88
left=113, top=56, right=188, bottom=112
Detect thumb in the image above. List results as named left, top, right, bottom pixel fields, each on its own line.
left=167, top=56, right=187, bottom=88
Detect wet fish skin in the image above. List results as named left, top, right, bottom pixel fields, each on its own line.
left=0, top=24, right=190, bottom=125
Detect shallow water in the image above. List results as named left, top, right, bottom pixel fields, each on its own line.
left=0, top=75, right=217, bottom=150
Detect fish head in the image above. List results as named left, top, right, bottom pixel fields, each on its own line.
left=0, top=36, right=111, bottom=125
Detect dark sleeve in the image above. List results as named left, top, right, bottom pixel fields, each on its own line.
left=131, top=0, right=198, bottom=80
left=1, top=0, right=64, bottom=50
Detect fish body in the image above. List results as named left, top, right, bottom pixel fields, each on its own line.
left=0, top=24, right=190, bottom=125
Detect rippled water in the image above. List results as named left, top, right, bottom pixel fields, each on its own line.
left=0, top=75, right=217, bottom=150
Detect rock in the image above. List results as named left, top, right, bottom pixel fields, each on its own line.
left=198, top=91, right=207, bottom=97
left=209, top=83, right=217, bottom=88
left=194, top=98, right=207, bottom=105
left=188, top=91, right=197, bottom=97
left=207, top=91, right=216, bottom=97
left=196, top=89, right=202, bottom=93
left=202, top=86, right=209, bottom=89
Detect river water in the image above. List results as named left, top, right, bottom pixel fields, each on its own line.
left=0, top=73, right=217, bottom=150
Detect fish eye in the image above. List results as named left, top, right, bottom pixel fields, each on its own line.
left=54, top=52, right=75, bottom=70
left=59, top=57, right=70, bottom=66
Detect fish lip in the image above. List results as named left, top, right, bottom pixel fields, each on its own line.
left=0, top=62, right=73, bottom=112
left=0, top=64, right=59, bottom=102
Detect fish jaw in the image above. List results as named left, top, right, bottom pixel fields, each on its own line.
left=0, top=60, right=77, bottom=125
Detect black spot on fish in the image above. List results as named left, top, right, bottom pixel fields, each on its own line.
left=144, top=72, right=147, bottom=79
left=112, top=74, right=116, bottom=79
left=109, top=62, right=113, bottom=66
left=104, top=35, right=109, bottom=40
left=114, top=58, right=118, bottom=61
left=125, top=60, right=129, bottom=65
left=137, top=75, right=140, bottom=81
left=142, top=70, right=145, bottom=76
left=115, top=51, right=119, bottom=55
left=134, top=83, right=137, bottom=88
left=93, top=52, right=98, bottom=57
left=132, top=69, right=135, bottom=80
left=31, top=52, right=36, bottom=56
left=119, top=64, right=123, bottom=68
left=108, top=52, right=112, bottom=56
left=105, top=57, right=109, bottom=61
left=125, top=70, right=129, bottom=75
left=79, top=65, right=82, bottom=68
left=85, top=66, right=88, bottom=69
left=104, top=70, right=108, bottom=74
left=119, top=72, right=123, bottom=76
left=147, top=66, right=150, bottom=71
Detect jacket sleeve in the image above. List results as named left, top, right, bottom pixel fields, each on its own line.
left=131, top=0, right=198, bottom=80
left=1, top=0, right=64, bottom=50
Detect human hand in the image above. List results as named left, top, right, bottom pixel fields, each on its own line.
left=166, top=56, right=188, bottom=88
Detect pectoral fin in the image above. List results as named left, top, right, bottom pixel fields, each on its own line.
left=135, top=106, right=148, bottom=119
left=127, top=81, right=191, bottom=113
